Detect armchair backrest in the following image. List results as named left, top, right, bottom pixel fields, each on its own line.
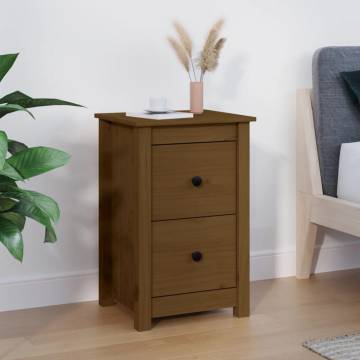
left=312, top=47, right=360, bottom=196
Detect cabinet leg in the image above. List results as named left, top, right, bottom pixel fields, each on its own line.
left=99, top=277, right=115, bottom=306
left=99, top=205, right=115, bottom=306
left=134, top=312, right=152, bottom=331
left=233, top=291, right=250, bottom=318
left=99, top=121, right=115, bottom=307
left=99, top=226, right=115, bottom=306
left=99, top=250, right=115, bottom=306
left=234, top=123, right=250, bottom=318
left=233, top=306, right=249, bottom=317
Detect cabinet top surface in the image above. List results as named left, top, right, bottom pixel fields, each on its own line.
left=94, top=110, right=256, bottom=127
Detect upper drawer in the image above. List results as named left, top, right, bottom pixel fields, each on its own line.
left=152, top=124, right=237, bottom=145
left=152, top=142, right=236, bottom=220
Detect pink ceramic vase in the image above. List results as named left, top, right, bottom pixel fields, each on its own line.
left=190, top=81, right=203, bottom=114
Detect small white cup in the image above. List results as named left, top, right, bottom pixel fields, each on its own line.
left=149, top=97, right=168, bottom=112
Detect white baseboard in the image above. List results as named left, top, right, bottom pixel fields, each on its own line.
left=1, top=242, right=360, bottom=312
left=251, top=240, right=360, bottom=280
left=0, top=270, right=98, bottom=312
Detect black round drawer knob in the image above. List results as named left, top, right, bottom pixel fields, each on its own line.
left=191, top=176, right=202, bottom=187
left=191, top=251, right=203, bottom=262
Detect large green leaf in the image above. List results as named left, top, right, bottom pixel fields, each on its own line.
left=4, top=189, right=60, bottom=223
left=0, top=161, right=23, bottom=180
left=0, top=211, right=25, bottom=230
left=13, top=199, right=51, bottom=227
left=0, top=104, right=35, bottom=119
left=12, top=198, right=58, bottom=244
left=45, top=224, right=57, bottom=243
left=0, top=91, right=83, bottom=118
left=7, top=146, right=70, bottom=179
left=0, top=131, right=8, bottom=169
left=0, top=175, right=18, bottom=191
left=8, top=139, right=28, bottom=155
left=0, top=217, right=23, bottom=261
left=0, top=197, right=17, bottom=212
left=0, top=54, right=18, bottom=83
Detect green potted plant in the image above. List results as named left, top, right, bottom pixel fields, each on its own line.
left=0, top=53, right=82, bottom=262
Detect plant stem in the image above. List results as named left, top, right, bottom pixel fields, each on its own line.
left=200, top=70, right=205, bottom=82
left=190, top=58, right=197, bottom=81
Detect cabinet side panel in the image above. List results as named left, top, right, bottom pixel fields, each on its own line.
left=234, top=123, right=250, bottom=317
left=111, top=125, right=137, bottom=310
left=134, top=128, right=152, bottom=331
left=99, top=120, right=115, bottom=306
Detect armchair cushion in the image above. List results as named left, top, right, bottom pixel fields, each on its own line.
left=312, top=47, right=360, bottom=196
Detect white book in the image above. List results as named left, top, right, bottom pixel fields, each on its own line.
left=125, top=111, right=193, bottom=120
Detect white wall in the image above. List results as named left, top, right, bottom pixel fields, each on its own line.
left=1, top=0, right=360, bottom=311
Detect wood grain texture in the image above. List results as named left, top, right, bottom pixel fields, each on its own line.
left=152, top=124, right=237, bottom=145
left=296, top=89, right=321, bottom=279
left=152, top=142, right=237, bottom=221
left=95, top=110, right=255, bottom=128
left=296, top=89, right=323, bottom=196
left=110, top=125, right=136, bottom=310
left=152, top=215, right=236, bottom=297
left=98, top=123, right=152, bottom=330
left=98, top=120, right=115, bottom=306
left=152, top=288, right=237, bottom=318
left=133, top=127, right=152, bottom=331
left=296, top=192, right=318, bottom=279
left=234, top=123, right=250, bottom=317
left=310, top=194, right=360, bottom=237
left=2, top=270, right=358, bottom=359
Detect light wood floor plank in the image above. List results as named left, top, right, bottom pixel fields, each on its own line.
left=1, top=269, right=360, bottom=360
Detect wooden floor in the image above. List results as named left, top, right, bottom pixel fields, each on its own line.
left=1, top=269, right=360, bottom=359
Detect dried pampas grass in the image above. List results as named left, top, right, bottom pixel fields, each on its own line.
left=198, top=19, right=226, bottom=80
left=168, top=36, right=190, bottom=79
left=167, top=18, right=226, bottom=82
left=198, top=37, right=227, bottom=77
left=202, top=19, right=224, bottom=57
left=212, top=37, right=226, bottom=68
left=173, top=21, right=196, bottom=79
left=173, top=21, right=192, bottom=57
left=214, top=37, right=226, bottom=54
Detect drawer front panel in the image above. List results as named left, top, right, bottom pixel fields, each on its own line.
left=152, top=288, right=236, bottom=318
left=152, top=215, right=236, bottom=297
left=152, top=124, right=237, bottom=145
left=152, top=142, right=236, bottom=220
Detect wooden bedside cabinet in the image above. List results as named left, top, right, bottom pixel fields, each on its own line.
left=95, top=110, right=255, bottom=331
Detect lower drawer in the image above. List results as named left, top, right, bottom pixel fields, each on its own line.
left=152, top=215, right=236, bottom=297
left=152, top=288, right=237, bottom=318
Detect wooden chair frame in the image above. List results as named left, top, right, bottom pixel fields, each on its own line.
left=296, top=89, right=360, bottom=279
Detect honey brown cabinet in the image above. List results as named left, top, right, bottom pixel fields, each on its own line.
left=95, top=110, right=255, bottom=331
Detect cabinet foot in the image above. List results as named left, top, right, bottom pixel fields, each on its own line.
left=134, top=316, right=152, bottom=331
left=233, top=305, right=250, bottom=318
left=99, top=298, right=116, bottom=307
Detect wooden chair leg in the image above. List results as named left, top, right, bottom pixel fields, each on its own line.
left=296, top=192, right=318, bottom=279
